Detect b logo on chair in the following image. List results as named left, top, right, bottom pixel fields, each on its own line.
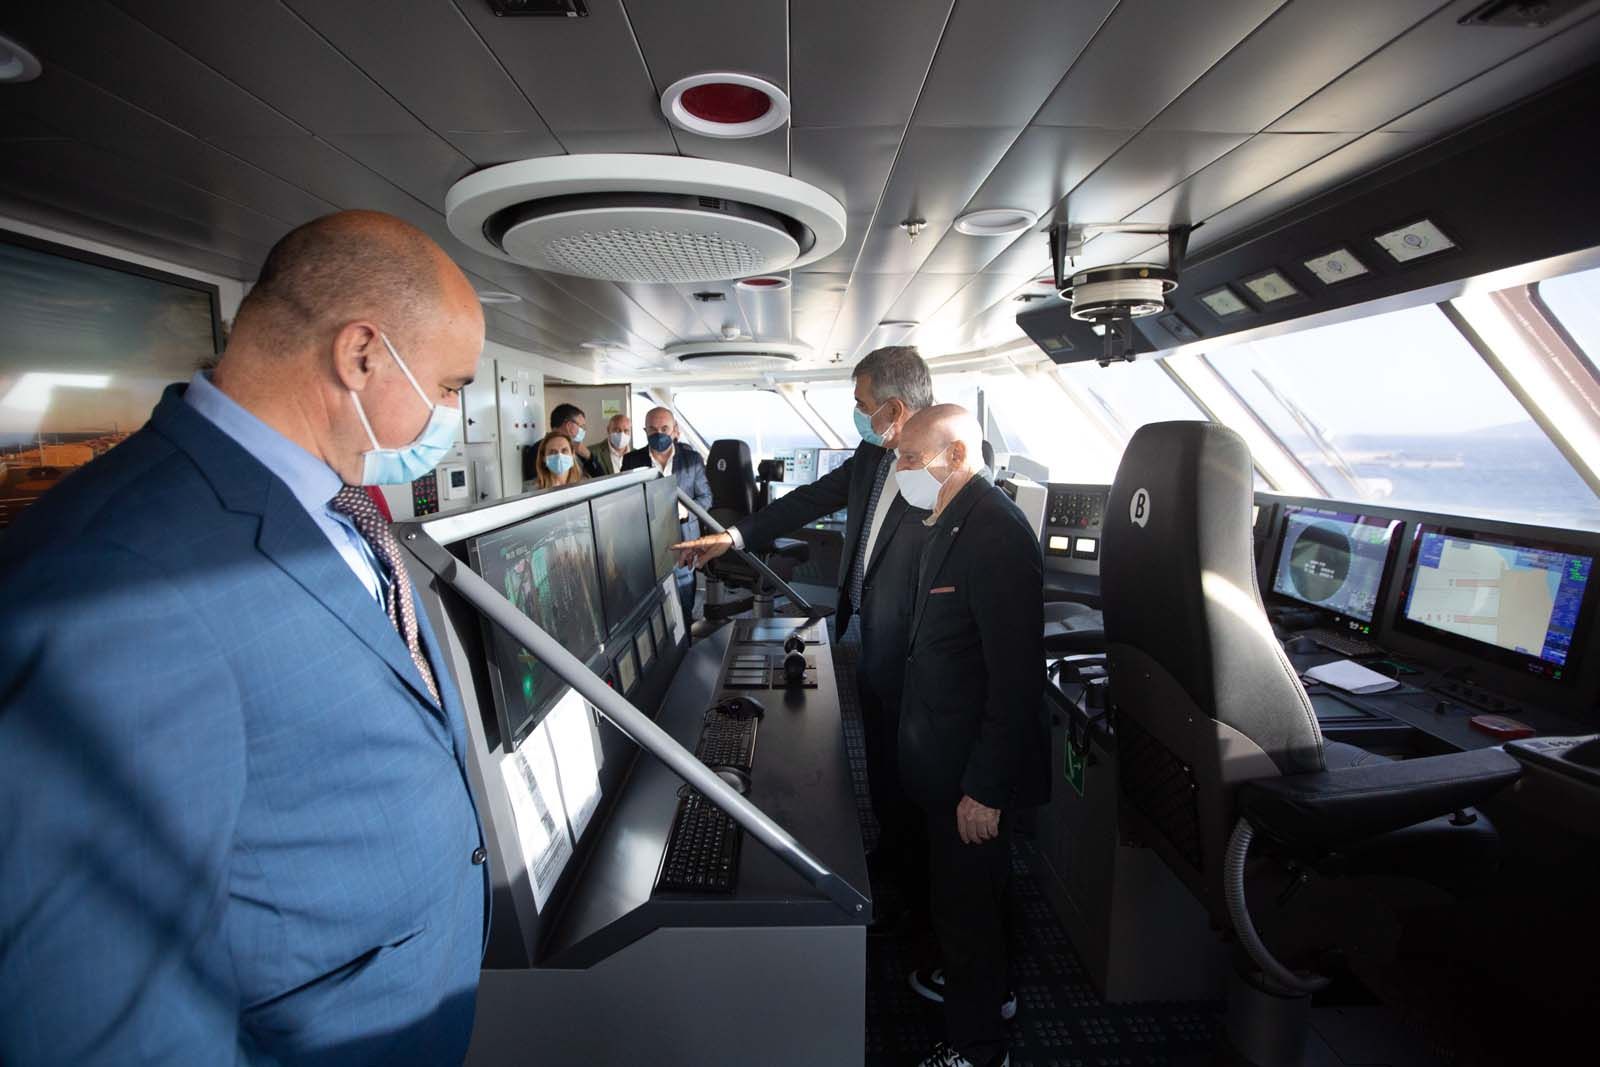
left=1129, top=488, right=1151, bottom=528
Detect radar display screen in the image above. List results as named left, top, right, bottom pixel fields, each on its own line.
left=590, top=485, right=657, bottom=636
left=1398, top=525, right=1594, bottom=681
left=1270, top=505, right=1399, bottom=623
left=644, top=474, right=683, bottom=582
left=469, top=503, right=606, bottom=748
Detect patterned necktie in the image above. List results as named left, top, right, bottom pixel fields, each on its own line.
left=329, top=485, right=441, bottom=705
left=847, top=452, right=895, bottom=612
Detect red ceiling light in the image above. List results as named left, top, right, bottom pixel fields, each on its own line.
left=662, top=72, right=790, bottom=139
left=737, top=276, right=789, bottom=289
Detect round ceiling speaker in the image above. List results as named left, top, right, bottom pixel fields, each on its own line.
left=661, top=73, right=790, bottom=139
left=0, top=35, right=42, bottom=84
left=446, top=155, right=846, bottom=284
left=667, top=339, right=808, bottom=371
left=953, top=208, right=1038, bottom=237
left=1062, top=263, right=1178, bottom=323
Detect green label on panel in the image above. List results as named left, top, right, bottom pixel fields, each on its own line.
left=1064, top=741, right=1085, bottom=798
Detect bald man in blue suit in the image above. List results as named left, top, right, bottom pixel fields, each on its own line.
left=0, top=212, right=489, bottom=1065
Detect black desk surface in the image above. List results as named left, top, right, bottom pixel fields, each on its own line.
left=543, top=621, right=870, bottom=968
left=1282, top=640, right=1588, bottom=755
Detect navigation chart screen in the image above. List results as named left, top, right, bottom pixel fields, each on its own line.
left=1401, top=528, right=1593, bottom=675
left=1270, top=506, right=1399, bottom=623
left=469, top=502, right=606, bottom=746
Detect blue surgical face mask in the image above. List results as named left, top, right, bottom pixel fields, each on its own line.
left=569, top=425, right=586, bottom=444
left=544, top=452, right=575, bottom=476
left=647, top=431, right=674, bottom=453
left=350, top=334, right=458, bottom=486
left=853, top=400, right=891, bottom=447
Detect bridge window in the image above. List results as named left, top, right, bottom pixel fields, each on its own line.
left=671, top=388, right=823, bottom=461
left=1062, top=357, right=1208, bottom=439
left=802, top=382, right=861, bottom=447
left=1204, top=303, right=1600, bottom=530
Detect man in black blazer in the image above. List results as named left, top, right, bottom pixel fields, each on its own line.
left=673, top=346, right=936, bottom=927
left=893, top=404, right=1047, bottom=1067
left=622, top=406, right=713, bottom=623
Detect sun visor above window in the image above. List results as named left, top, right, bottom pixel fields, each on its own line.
left=1020, top=68, right=1600, bottom=364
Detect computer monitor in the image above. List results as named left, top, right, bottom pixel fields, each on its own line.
left=468, top=502, right=606, bottom=748
left=589, top=485, right=657, bottom=636
left=643, top=475, right=682, bottom=582
left=1269, top=504, right=1400, bottom=626
left=1396, top=524, right=1596, bottom=683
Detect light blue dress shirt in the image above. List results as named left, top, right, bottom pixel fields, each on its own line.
left=184, top=372, right=387, bottom=603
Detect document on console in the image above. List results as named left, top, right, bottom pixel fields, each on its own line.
left=499, top=723, right=574, bottom=912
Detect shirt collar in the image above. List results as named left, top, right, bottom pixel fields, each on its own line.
left=183, top=371, right=344, bottom=515
left=651, top=444, right=675, bottom=469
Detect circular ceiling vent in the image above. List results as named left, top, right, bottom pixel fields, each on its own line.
left=661, top=73, right=790, bottom=139
left=445, top=155, right=846, bottom=284
left=667, top=339, right=808, bottom=372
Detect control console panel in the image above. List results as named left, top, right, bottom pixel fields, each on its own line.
left=1043, top=483, right=1109, bottom=576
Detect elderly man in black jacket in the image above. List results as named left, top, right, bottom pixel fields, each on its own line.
left=893, top=404, right=1048, bottom=1067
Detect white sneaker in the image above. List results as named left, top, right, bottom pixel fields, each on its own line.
left=908, top=967, right=1018, bottom=1019
left=917, top=1042, right=1009, bottom=1067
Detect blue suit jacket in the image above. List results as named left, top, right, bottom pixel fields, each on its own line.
left=0, top=386, right=488, bottom=1066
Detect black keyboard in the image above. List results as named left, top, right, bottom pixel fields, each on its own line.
left=1301, top=627, right=1385, bottom=658
left=695, top=706, right=758, bottom=771
left=655, top=789, right=742, bottom=893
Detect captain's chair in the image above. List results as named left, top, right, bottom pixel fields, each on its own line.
left=1102, top=422, right=1522, bottom=1067
left=702, top=439, right=809, bottom=619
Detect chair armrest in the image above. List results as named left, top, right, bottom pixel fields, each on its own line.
left=1238, top=748, right=1522, bottom=853
left=768, top=537, right=811, bottom=563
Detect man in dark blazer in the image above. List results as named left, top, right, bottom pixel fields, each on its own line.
left=622, top=405, right=712, bottom=622
left=893, top=404, right=1048, bottom=1067
left=672, top=346, right=936, bottom=928
left=0, top=212, right=489, bottom=1066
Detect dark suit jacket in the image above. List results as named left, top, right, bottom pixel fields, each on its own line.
left=0, top=386, right=487, bottom=1066
left=898, top=472, right=1049, bottom=813
left=730, top=441, right=932, bottom=702
left=593, top=444, right=628, bottom=477
left=622, top=444, right=714, bottom=542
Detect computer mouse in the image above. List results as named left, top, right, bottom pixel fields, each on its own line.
left=717, top=695, right=765, bottom=719
left=713, top=767, right=750, bottom=795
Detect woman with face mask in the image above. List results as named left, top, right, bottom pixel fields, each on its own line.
left=534, top=430, right=585, bottom=490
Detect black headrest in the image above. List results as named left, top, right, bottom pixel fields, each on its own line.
left=706, top=439, right=757, bottom=517
left=1102, top=421, right=1323, bottom=775
left=981, top=439, right=995, bottom=470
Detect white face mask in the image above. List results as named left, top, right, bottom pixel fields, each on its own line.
left=895, top=445, right=948, bottom=511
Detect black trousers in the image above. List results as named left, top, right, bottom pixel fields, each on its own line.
left=857, top=672, right=929, bottom=921
left=925, top=805, right=1011, bottom=1062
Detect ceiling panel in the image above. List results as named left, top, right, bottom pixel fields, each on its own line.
left=1059, top=130, right=1250, bottom=224
left=911, top=0, right=1116, bottom=126
left=672, top=282, right=748, bottom=340
left=1033, top=0, right=1286, bottom=129
left=962, top=126, right=1132, bottom=217
left=850, top=126, right=1023, bottom=275
left=0, top=191, right=258, bottom=281
left=789, top=126, right=903, bottom=214
left=880, top=273, right=971, bottom=325
left=118, top=0, right=454, bottom=136
left=611, top=283, right=706, bottom=344
left=1148, top=0, right=1447, bottom=133
left=1124, top=132, right=1357, bottom=227
left=5, top=3, right=310, bottom=140
left=821, top=272, right=913, bottom=358
left=0, top=150, right=274, bottom=268
left=8, top=68, right=335, bottom=229
left=449, top=0, right=674, bottom=140
left=280, top=0, right=565, bottom=162
left=1266, top=0, right=1594, bottom=133
left=788, top=0, right=954, bottom=128
left=1381, top=12, right=1600, bottom=133
left=917, top=272, right=1043, bottom=337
